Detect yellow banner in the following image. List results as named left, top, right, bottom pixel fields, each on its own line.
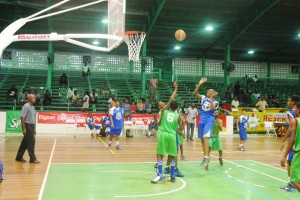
left=246, top=112, right=288, bottom=132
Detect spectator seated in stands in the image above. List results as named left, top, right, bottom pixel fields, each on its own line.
left=101, top=82, right=110, bottom=98
left=137, top=99, right=145, bottom=114
left=256, top=97, right=268, bottom=112
left=145, top=99, right=151, bottom=114
left=270, top=96, right=281, bottom=108
left=34, top=89, right=41, bottom=105
left=224, top=86, right=232, bottom=102
left=90, top=89, right=98, bottom=104
left=86, top=113, right=101, bottom=136
left=130, top=101, right=137, bottom=116
left=82, top=64, right=90, bottom=77
left=7, top=85, right=18, bottom=100
left=20, top=89, right=28, bottom=105
left=243, top=74, right=252, bottom=84
left=147, top=115, right=158, bottom=137
left=66, top=86, right=74, bottom=100
left=43, top=90, right=52, bottom=106
left=231, top=96, right=240, bottom=108
left=59, top=73, right=68, bottom=86
left=252, top=74, right=261, bottom=83
left=241, top=89, right=251, bottom=106
left=122, top=98, right=131, bottom=119
left=252, top=90, right=260, bottom=100
left=72, top=90, right=80, bottom=106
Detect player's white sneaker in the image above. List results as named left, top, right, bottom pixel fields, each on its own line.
left=151, top=175, right=164, bottom=183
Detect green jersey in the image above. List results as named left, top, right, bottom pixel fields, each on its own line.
left=159, top=110, right=179, bottom=135
left=295, top=118, right=300, bottom=152
left=212, top=118, right=223, bottom=137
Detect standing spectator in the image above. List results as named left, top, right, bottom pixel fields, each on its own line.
left=231, top=96, right=240, bottom=108
left=34, top=89, right=40, bottom=105
left=15, top=94, right=39, bottom=163
left=66, top=86, right=74, bottom=100
left=242, top=89, right=250, bottom=105
left=145, top=99, right=152, bottom=114
left=7, top=84, right=18, bottom=100
left=72, top=90, right=80, bottom=106
left=252, top=90, right=260, bottom=100
left=253, top=75, right=259, bottom=83
left=90, top=89, right=98, bottom=104
left=148, top=115, right=158, bottom=137
left=59, top=73, right=68, bottom=86
left=243, top=74, right=252, bottom=84
left=122, top=98, right=131, bottom=117
left=82, top=64, right=90, bottom=77
left=182, top=102, right=188, bottom=114
left=137, top=99, right=145, bottom=113
left=224, top=86, right=232, bottom=102
left=234, top=81, right=241, bottom=100
left=101, top=82, right=110, bottom=98
left=43, top=90, right=52, bottom=106
left=150, top=75, right=158, bottom=101
left=186, top=102, right=198, bottom=141
left=81, top=91, right=89, bottom=112
left=20, top=89, right=28, bottom=105
left=256, top=97, right=268, bottom=112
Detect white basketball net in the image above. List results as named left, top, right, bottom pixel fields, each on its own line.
left=124, top=31, right=146, bottom=61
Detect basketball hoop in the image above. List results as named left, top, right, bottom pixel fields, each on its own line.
left=124, top=31, right=146, bottom=62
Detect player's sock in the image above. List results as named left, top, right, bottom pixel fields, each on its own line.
left=157, top=159, right=163, bottom=177
left=116, top=141, right=120, bottom=146
left=170, top=160, right=175, bottom=178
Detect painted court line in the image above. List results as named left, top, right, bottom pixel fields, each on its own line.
left=211, top=155, right=286, bottom=183
left=38, top=137, right=57, bottom=200
left=98, top=137, right=115, bottom=155
left=247, top=140, right=261, bottom=143
left=97, top=170, right=187, bottom=198
left=0, top=136, right=11, bottom=144
left=250, top=160, right=286, bottom=172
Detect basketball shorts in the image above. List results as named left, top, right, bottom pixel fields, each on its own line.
left=156, top=131, right=177, bottom=157
left=239, top=128, right=248, bottom=140
left=198, top=121, right=214, bottom=139
left=291, top=152, right=300, bottom=183
left=209, top=136, right=222, bottom=151
left=287, top=151, right=294, bottom=162
left=109, top=128, right=122, bottom=136
left=88, top=123, right=101, bottom=130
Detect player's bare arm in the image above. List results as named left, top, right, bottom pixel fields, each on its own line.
left=194, top=77, right=207, bottom=100
left=162, top=82, right=178, bottom=112
left=280, top=119, right=296, bottom=167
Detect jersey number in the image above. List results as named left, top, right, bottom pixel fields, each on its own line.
left=167, top=113, right=175, bottom=122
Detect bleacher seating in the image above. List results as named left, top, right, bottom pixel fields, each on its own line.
left=0, top=68, right=298, bottom=112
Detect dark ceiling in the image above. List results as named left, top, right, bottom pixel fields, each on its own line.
left=1, top=0, right=300, bottom=63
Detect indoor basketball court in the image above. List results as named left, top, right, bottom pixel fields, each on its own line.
left=0, top=0, right=300, bottom=199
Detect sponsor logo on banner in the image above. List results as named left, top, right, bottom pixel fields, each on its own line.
left=17, top=34, right=50, bottom=40
left=5, top=111, right=22, bottom=133
left=248, top=113, right=260, bottom=130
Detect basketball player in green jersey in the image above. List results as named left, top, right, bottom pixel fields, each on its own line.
left=152, top=100, right=184, bottom=183
left=281, top=101, right=300, bottom=192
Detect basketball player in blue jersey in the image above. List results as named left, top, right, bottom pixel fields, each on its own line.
left=194, top=77, right=219, bottom=169
left=86, top=113, right=101, bottom=136
left=279, top=95, right=300, bottom=192
left=237, top=109, right=249, bottom=151
left=108, top=100, right=124, bottom=150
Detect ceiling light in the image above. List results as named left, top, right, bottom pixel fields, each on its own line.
left=101, top=19, right=109, bottom=24
left=205, top=25, right=214, bottom=31
left=248, top=50, right=255, bottom=54
left=298, top=33, right=300, bottom=37
left=93, top=41, right=99, bottom=45
left=174, top=45, right=181, bottom=50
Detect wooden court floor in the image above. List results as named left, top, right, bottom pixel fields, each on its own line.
left=0, top=133, right=297, bottom=199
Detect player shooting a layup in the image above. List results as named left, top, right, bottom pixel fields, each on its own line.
left=151, top=82, right=184, bottom=183
left=194, top=78, right=219, bottom=169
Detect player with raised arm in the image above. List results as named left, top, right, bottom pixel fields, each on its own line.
left=194, top=77, right=218, bottom=170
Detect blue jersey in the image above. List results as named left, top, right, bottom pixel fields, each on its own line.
left=200, top=96, right=219, bottom=123
left=102, top=116, right=111, bottom=126
left=287, top=109, right=295, bottom=140
left=239, top=115, right=249, bottom=129
left=87, top=117, right=95, bottom=124
left=110, top=107, right=124, bottom=129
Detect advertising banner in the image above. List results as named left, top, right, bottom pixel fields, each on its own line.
left=5, top=110, right=22, bottom=133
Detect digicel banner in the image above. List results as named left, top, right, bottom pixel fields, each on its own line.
left=37, top=112, right=161, bottom=125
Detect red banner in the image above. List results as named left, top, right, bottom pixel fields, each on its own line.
left=37, top=112, right=160, bottom=125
